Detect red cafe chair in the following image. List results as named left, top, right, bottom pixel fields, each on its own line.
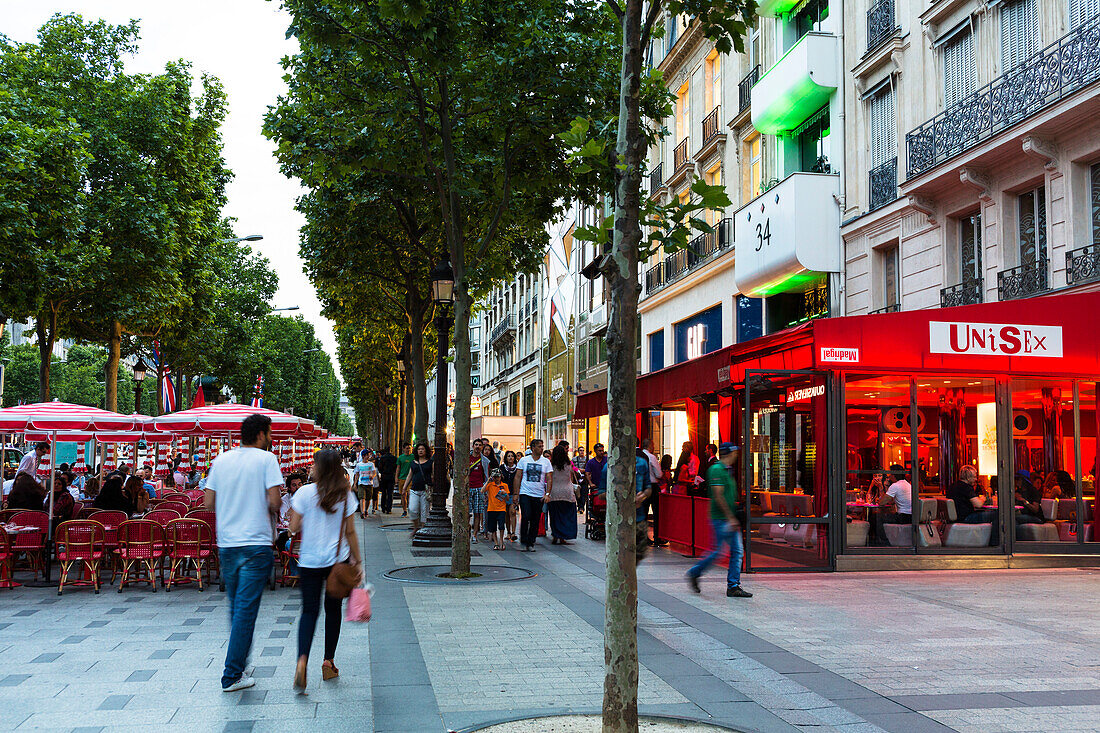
left=158, top=501, right=189, bottom=516
left=55, top=520, right=106, bottom=595
left=116, top=520, right=165, bottom=592
left=165, top=518, right=214, bottom=591
left=90, top=510, right=128, bottom=584
left=0, top=530, right=15, bottom=589
left=10, top=511, right=48, bottom=580
left=279, top=534, right=302, bottom=587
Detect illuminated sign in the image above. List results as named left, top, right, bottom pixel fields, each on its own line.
left=784, top=384, right=824, bottom=403
left=686, top=324, right=709, bottom=360
left=929, top=322, right=1062, bottom=358
left=976, top=402, right=997, bottom=476
left=550, top=374, right=564, bottom=401
left=820, top=347, right=859, bottom=363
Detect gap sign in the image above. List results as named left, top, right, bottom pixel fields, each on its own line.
left=929, top=321, right=1062, bottom=358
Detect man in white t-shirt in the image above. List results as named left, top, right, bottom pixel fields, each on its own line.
left=513, top=439, right=552, bottom=552
left=16, top=443, right=48, bottom=481
left=353, top=451, right=378, bottom=517
left=204, top=414, right=284, bottom=693
left=876, top=464, right=913, bottom=545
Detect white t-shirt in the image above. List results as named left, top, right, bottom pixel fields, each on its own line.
left=516, top=455, right=553, bottom=498
left=206, top=447, right=284, bottom=548
left=17, top=451, right=37, bottom=478
left=887, top=479, right=913, bottom=515
left=354, top=461, right=377, bottom=486
left=291, top=483, right=357, bottom=568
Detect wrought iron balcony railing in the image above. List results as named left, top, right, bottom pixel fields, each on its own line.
left=489, top=315, right=516, bottom=349
left=906, top=14, right=1100, bottom=179
left=866, top=0, right=895, bottom=53
left=1067, top=244, right=1100, bottom=285
left=644, top=262, right=665, bottom=294
left=644, top=218, right=732, bottom=297
left=701, top=106, right=721, bottom=147
left=998, top=258, right=1049, bottom=300
left=869, top=157, right=898, bottom=211
left=940, top=279, right=983, bottom=308
left=739, top=65, right=760, bottom=113
left=648, top=162, right=664, bottom=195
left=870, top=302, right=900, bottom=314
left=674, top=138, right=690, bottom=172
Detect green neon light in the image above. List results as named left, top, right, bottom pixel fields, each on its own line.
left=757, top=0, right=803, bottom=16
left=746, top=270, right=821, bottom=298
left=751, top=34, right=837, bottom=135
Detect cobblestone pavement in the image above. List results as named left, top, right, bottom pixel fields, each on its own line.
left=3, top=510, right=1100, bottom=732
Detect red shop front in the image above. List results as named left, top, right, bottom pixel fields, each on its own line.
left=575, top=290, right=1100, bottom=571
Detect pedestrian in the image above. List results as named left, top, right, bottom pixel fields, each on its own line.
left=500, top=450, right=519, bottom=542
left=204, top=413, right=286, bottom=692
left=641, top=439, right=665, bottom=546
left=572, top=447, right=588, bottom=514
left=584, top=444, right=607, bottom=508
left=673, top=442, right=701, bottom=495
left=396, top=443, right=414, bottom=517
left=468, top=442, right=487, bottom=543
left=401, top=442, right=433, bottom=531
left=686, top=443, right=751, bottom=598
left=376, top=447, right=397, bottom=514
left=545, top=443, right=578, bottom=544
left=482, top=469, right=510, bottom=550
left=353, top=450, right=377, bottom=516
left=478, top=442, right=499, bottom=539
left=514, top=439, right=551, bottom=552
left=288, top=448, right=361, bottom=692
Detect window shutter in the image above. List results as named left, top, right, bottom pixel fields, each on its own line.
left=869, top=87, right=896, bottom=166
left=1001, top=0, right=1038, bottom=71
left=943, top=29, right=976, bottom=108
left=1071, top=0, right=1100, bottom=28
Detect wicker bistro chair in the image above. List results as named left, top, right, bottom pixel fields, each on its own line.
left=55, top=520, right=106, bottom=595
left=116, top=520, right=165, bottom=592
left=279, top=534, right=302, bottom=587
left=160, top=492, right=189, bottom=504
left=77, top=506, right=102, bottom=519
left=145, top=509, right=181, bottom=526
left=0, top=529, right=15, bottom=589
left=0, top=509, right=22, bottom=523
left=158, top=501, right=190, bottom=516
left=90, top=510, right=128, bottom=584
left=165, top=518, right=214, bottom=591
left=10, top=511, right=48, bottom=580
left=185, top=510, right=219, bottom=580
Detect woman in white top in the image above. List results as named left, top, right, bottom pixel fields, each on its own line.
left=288, top=449, right=361, bottom=691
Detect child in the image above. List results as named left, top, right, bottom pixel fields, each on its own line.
left=482, top=469, right=510, bottom=550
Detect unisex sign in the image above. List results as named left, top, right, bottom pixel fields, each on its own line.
left=929, top=321, right=1062, bottom=358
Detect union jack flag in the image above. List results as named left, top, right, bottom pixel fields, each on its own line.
left=250, top=375, right=264, bottom=408
left=153, top=341, right=176, bottom=413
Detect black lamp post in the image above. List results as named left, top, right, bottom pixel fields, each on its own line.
left=132, top=357, right=149, bottom=415
left=413, top=257, right=455, bottom=547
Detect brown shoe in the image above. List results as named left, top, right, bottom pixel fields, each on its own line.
left=294, top=658, right=308, bottom=692
left=322, top=660, right=339, bottom=681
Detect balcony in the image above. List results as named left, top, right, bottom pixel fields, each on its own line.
left=906, top=14, right=1100, bottom=179
left=733, top=172, right=842, bottom=296
left=997, top=258, right=1049, bottom=301
left=648, top=162, right=664, bottom=197
left=870, top=302, right=900, bottom=314
left=751, top=32, right=839, bottom=134
left=940, top=279, right=983, bottom=308
left=738, top=65, right=760, bottom=113
left=699, top=106, right=723, bottom=159
left=643, top=218, right=733, bottom=297
left=866, top=0, right=896, bottom=53
left=1067, top=244, right=1100, bottom=286
left=868, top=157, right=898, bottom=211
left=673, top=138, right=690, bottom=173
left=489, top=315, right=516, bottom=350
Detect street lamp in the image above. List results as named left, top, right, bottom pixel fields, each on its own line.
left=132, top=357, right=149, bottom=415
left=414, top=257, right=456, bottom=547
left=222, top=235, right=264, bottom=243
left=272, top=306, right=300, bottom=312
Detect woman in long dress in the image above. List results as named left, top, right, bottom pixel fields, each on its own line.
left=544, top=444, right=577, bottom=544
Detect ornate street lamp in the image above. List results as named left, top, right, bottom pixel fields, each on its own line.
left=132, top=357, right=149, bottom=416
left=414, top=257, right=456, bottom=547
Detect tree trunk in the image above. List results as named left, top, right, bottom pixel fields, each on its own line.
left=603, top=2, right=645, bottom=731
left=106, top=320, right=122, bottom=412
left=35, top=315, right=54, bottom=402
left=450, top=275, right=472, bottom=576
left=409, top=308, right=430, bottom=445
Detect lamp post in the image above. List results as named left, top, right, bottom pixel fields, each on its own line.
left=221, top=235, right=264, bottom=243
left=413, top=257, right=455, bottom=547
left=132, top=357, right=149, bottom=415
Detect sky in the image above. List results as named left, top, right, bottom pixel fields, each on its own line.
left=1, top=1, right=341, bottom=372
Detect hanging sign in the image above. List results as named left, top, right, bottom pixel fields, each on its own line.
left=929, top=321, right=1062, bottom=357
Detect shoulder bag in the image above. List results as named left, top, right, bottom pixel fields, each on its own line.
left=326, top=492, right=362, bottom=599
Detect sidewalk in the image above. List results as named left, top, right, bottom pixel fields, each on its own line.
left=3, top=513, right=1100, bottom=732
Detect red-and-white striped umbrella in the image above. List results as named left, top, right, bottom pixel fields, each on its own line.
left=0, top=400, right=138, bottom=432
left=151, top=404, right=312, bottom=435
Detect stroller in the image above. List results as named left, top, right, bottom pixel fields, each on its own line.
left=584, top=486, right=606, bottom=541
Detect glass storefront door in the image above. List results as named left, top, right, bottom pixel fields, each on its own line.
left=745, top=370, right=830, bottom=569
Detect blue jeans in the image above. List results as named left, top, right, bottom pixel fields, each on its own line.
left=688, top=519, right=744, bottom=589
left=220, top=545, right=274, bottom=688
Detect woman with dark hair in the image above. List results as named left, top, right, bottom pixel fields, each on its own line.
left=673, top=442, right=700, bottom=495
left=7, top=472, right=46, bottom=511
left=123, top=476, right=149, bottom=514
left=93, top=475, right=135, bottom=514
left=660, top=454, right=674, bottom=491
left=46, top=473, right=75, bottom=530
left=401, top=442, right=433, bottom=531
left=289, top=449, right=360, bottom=691
left=545, top=444, right=578, bottom=544
left=500, top=450, right=519, bottom=542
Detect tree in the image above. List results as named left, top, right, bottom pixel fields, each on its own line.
left=560, top=2, right=754, bottom=730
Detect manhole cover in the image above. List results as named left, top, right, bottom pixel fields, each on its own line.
left=379, top=525, right=414, bottom=531
left=411, top=549, right=481, bottom=557
left=383, top=564, right=536, bottom=584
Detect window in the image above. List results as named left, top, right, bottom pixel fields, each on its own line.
left=749, top=23, right=761, bottom=68
left=795, top=106, right=830, bottom=173
left=795, top=0, right=829, bottom=39
left=705, top=165, right=722, bottom=225
left=705, top=50, right=722, bottom=112
left=1017, top=186, right=1047, bottom=266
left=869, top=85, right=896, bottom=166
left=942, top=26, right=976, bottom=108
left=509, top=391, right=520, bottom=416
left=676, top=81, right=690, bottom=143
left=674, top=305, right=722, bottom=364
left=881, top=244, right=900, bottom=308
left=588, top=338, right=599, bottom=368
left=736, top=295, right=763, bottom=342
left=960, top=212, right=982, bottom=285
left=1092, top=162, right=1100, bottom=247
left=523, top=384, right=536, bottom=415
left=1071, top=0, right=1100, bottom=28
left=598, top=337, right=608, bottom=364
left=745, top=134, right=762, bottom=200
left=649, top=330, right=665, bottom=372
left=578, top=340, right=588, bottom=373
left=1000, top=0, right=1038, bottom=71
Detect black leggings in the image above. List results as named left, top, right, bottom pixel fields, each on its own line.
left=298, top=565, right=343, bottom=661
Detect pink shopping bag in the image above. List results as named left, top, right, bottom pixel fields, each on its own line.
left=346, top=584, right=373, bottom=622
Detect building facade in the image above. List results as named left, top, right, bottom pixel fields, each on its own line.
left=478, top=271, right=541, bottom=445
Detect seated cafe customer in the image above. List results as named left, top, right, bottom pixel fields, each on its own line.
left=947, top=465, right=999, bottom=545
left=1014, top=471, right=1045, bottom=524
left=874, top=465, right=912, bottom=544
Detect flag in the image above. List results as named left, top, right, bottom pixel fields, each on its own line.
left=153, top=341, right=176, bottom=413
left=192, top=382, right=206, bottom=408
left=250, top=375, right=264, bottom=408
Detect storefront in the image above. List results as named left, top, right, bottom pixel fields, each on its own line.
left=575, top=290, right=1100, bottom=571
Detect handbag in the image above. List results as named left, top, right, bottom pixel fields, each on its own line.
left=326, top=493, right=362, bottom=599
left=345, top=519, right=373, bottom=622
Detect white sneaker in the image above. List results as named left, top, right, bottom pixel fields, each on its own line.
left=471, top=536, right=478, bottom=544
left=223, top=676, right=256, bottom=692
